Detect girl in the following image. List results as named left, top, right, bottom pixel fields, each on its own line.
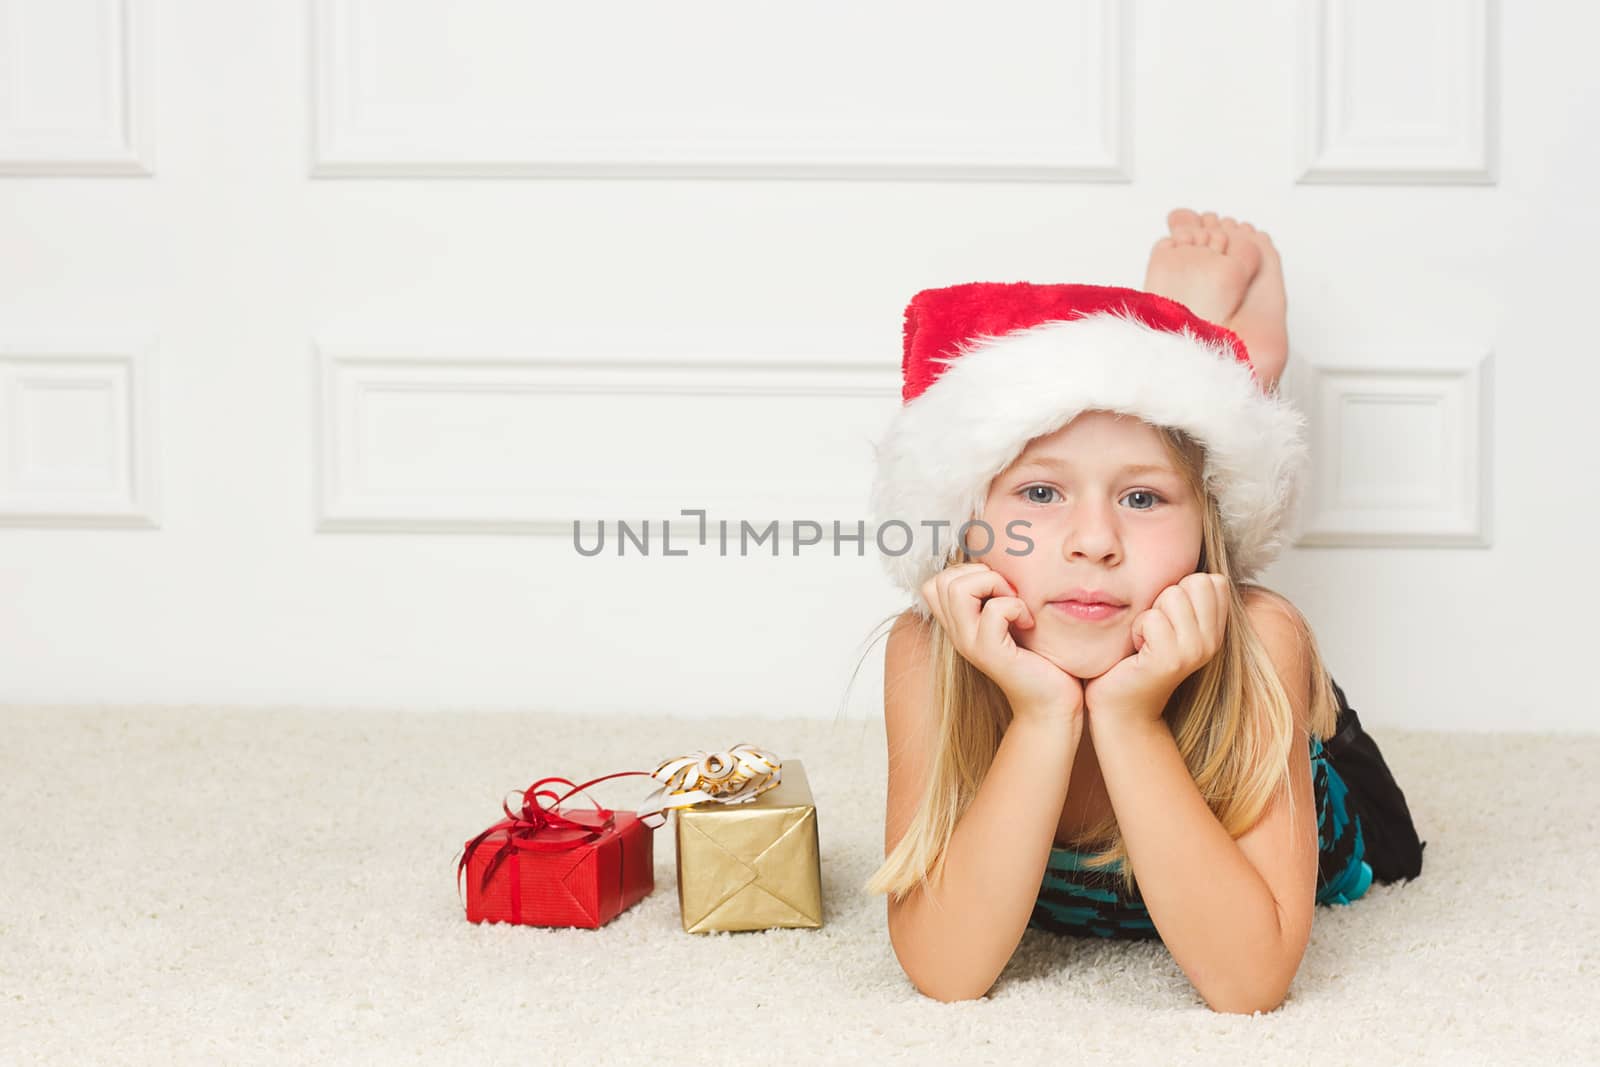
left=862, top=210, right=1424, bottom=1013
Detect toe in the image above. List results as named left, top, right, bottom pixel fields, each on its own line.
left=1200, top=211, right=1220, bottom=228
left=1225, top=228, right=1263, bottom=277
left=1254, top=230, right=1280, bottom=263
left=1205, top=229, right=1229, bottom=253
left=1167, top=207, right=1202, bottom=235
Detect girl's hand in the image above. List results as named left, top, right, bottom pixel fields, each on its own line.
left=1083, top=573, right=1230, bottom=726
left=921, top=563, right=1085, bottom=723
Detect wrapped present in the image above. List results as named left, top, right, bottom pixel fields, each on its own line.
left=458, top=772, right=665, bottom=929
left=638, top=744, right=823, bottom=934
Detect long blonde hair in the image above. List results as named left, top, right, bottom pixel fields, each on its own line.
left=862, top=423, right=1340, bottom=902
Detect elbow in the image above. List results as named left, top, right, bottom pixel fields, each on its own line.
left=888, top=903, right=997, bottom=1003
left=893, top=946, right=994, bottom=1003
left=1199, top=970, right=1293, bottom=1016
left=1199, top=914, right=1307, bottom=1015
left=913, top=974, right=993, bottom=1003
left=1203, top=986, right=1288, bottom=1017
left=896, top=927, right=992, bottom=1004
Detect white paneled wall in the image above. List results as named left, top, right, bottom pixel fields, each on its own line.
left=2, top=0, right=1594, bottom=730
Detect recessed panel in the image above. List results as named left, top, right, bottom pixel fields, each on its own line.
left=1335, top=393, right=1446, bottom=509
left=312, top=0, right=1129, bottom=178
left=0, top=0, right=150, bottom=174
left=1298, top=0, right=1495, bottom=183
left=318, top=350, right=900, bottom=533
left=0, top=347, right=157, bottom=525
left=15, top=377, right=120, bottom=491
left=1297, top=359, right=1490, bottom=546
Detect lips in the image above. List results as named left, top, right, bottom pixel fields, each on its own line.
left=1051, top=588, right=1128, bottom=607
left=1049, top=600, right=1126, bottom=622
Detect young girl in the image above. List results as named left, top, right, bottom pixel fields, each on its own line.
left=863, top=209, right=1424, bottom=1013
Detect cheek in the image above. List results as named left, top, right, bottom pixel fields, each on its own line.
left=978, top=492, right=1016, bottom=528
left=964, top=521, right=1034, bottom=591
left=972, top=498, right=1023, bottom=555
left=972, top=541, right=1028, bottom=588
left=1129, top=530, right=1205, bottom=606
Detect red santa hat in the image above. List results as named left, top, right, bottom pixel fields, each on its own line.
left=868, top=282, right=1309, bottom=617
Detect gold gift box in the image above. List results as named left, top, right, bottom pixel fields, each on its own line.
left=674, top=759, right=823, bottom=934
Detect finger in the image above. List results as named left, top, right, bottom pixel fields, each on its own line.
left=941, top=568, right=1015, bottom=653
left=920, top=577, right=949, bottom=633
left=937, top=562, right=994, bottom=582
left=947, top=567, right=1033, bottom=628
left=1165, top=582, right=1203, bottom=660
left=1137, top=608, right=1177, bottom=658
left=932, top=562, right=997, bottom=614
left=1179, top=573, right=1216, bottom=641
left=1185, top=573, right=1226, bottom=644
left=1152, top=583, right=1192, bottom=638
left=930, top=564, right=992, bottom=634
left=946, top=565, right=1015, bottom=597
left=977, top=597, right=1028, bottom=661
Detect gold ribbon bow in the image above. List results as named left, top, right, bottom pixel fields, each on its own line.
left=636, top=743, right=782, bottom=820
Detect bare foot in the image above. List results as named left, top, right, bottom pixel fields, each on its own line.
left=1142, top=207, right=1260, bottom=325
left=1216, top=218, right=1289, bottom=394
left=1147, top=208, right=1288, bottom=395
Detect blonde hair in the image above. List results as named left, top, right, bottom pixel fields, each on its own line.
left=863, top=421, right=1340, bottom=902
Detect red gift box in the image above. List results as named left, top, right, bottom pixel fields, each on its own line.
left=459, top=774, right=659, bottom=928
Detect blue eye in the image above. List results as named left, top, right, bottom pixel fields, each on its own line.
left=1122, top=490, right=1163, bottom=510
left=1019, top=485, right=1165, bottom=510
left=1022, top=485, right=1061, bottom=505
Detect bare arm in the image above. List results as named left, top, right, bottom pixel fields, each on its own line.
left=1087, top=598, right=1320, bottom=1014
left=882, top=612, right=1082, bottom=1002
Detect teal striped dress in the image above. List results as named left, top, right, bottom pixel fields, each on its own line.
left=1029, top=733, right=1373, bottom=940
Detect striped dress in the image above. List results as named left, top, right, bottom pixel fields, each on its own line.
left=1029, top=733, right=1373, bottom=940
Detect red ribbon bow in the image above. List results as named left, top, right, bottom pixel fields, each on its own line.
left=456, top=770, right=665, bottom=908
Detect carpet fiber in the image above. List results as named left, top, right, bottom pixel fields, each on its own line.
left=2, top=706, right=1596, bottom=1065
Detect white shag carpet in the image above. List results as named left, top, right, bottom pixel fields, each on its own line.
left=2, top=705, right=1597, bottom=1066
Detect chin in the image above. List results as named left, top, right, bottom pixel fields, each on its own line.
left=1025, top=633, right=1130, bottom=681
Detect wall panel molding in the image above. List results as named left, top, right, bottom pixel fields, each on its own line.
left=1290, top=353, right=1492, bottom=547
left=1297, top=0, right=1496, bottom=184
left=315, top=343, right=900, bottom=537
left=0, top=0, right=153, bottom=176
left=0, top=337, right=159, bottom=526
left=310, top=0, right=1130, bottom=180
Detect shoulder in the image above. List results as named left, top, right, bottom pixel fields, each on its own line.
left=1240, top=584, right=1298, bottom=623
left=886, top=608, right=933, bottom=672
left=1239, top=586, right=1314, bottom=729
left=883, top=608, right=936, bottom=733
left=1240, top=586, right=1309, bottom=650
left=889, top=605, right=932, bottom=641
left=882, top=608, right=937, bottom=856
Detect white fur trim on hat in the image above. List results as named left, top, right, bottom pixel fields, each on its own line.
left=868, top=310, right=1308, bottom=618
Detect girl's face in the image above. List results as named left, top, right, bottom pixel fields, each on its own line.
left=967, top=410, right=1205, bottom=680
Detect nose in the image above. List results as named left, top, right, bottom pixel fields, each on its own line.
left=1060, top=497, right=1121, bottom=565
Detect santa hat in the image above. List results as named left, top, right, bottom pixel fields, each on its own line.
left=868, top=282, right=1309, bottom=617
